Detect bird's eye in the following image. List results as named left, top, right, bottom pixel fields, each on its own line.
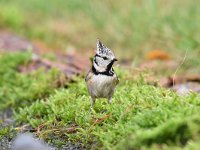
left=103, top=57, right=108, bottom=60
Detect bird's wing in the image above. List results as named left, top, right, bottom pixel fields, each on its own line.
left=85, top=69, right=94, bottom=82
left=116, top=74, right=119, bottom=84
left=115, top=73, right=119, bottom=84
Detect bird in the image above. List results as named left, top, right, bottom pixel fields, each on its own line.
left=85, top=39, right=119, bottom=111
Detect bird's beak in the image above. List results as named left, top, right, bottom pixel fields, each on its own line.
left=113, top=58, right=118, bottom=61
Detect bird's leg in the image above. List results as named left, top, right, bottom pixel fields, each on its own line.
left=108, top=97, right=112, bottom=104
left=89, top=97, right=95, bottom=112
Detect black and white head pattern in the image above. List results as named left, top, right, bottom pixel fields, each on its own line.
left=93, top=39, right=117, bottom=73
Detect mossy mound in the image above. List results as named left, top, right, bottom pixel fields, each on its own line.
left=0, top=52, right=200, bottom=149
left=15, top=70, right=200, bottom=149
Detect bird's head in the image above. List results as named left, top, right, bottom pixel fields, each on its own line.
left=93, top=39, right=117, bottom=72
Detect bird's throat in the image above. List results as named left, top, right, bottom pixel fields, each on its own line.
left=92, top=61, right=114, bottom=76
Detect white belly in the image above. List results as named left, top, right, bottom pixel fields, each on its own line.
left=87, top=74, right=117, bottom=98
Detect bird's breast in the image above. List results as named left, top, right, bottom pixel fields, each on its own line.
left=87, top=74, right=118, bottom=98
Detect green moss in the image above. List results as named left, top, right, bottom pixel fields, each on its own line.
left=0, top=52, right=64, bottom=110
left=1, top=52, right=200, bottom=149
left=116, top=116, right=200, bottom=149
left=15, top=72, right=200, bottom=149
left=0, top=127, right=10, bottom=139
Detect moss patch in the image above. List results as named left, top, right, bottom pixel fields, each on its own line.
left=15, top=72, right=200, bottom=149
left=0, top=52, right=63, bottom=111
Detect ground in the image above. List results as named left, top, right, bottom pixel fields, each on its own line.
left=0, top=0, right=200, bottom=149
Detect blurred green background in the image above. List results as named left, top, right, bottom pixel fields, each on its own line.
left=0, top=0, right=199, bottom=58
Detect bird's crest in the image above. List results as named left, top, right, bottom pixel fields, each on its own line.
left=96, top=39, right=115, bottom=58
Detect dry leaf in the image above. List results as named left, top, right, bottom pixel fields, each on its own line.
left=146, top=50, right=170, bottom=60
left=93, top=114, right=111, bottom=126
